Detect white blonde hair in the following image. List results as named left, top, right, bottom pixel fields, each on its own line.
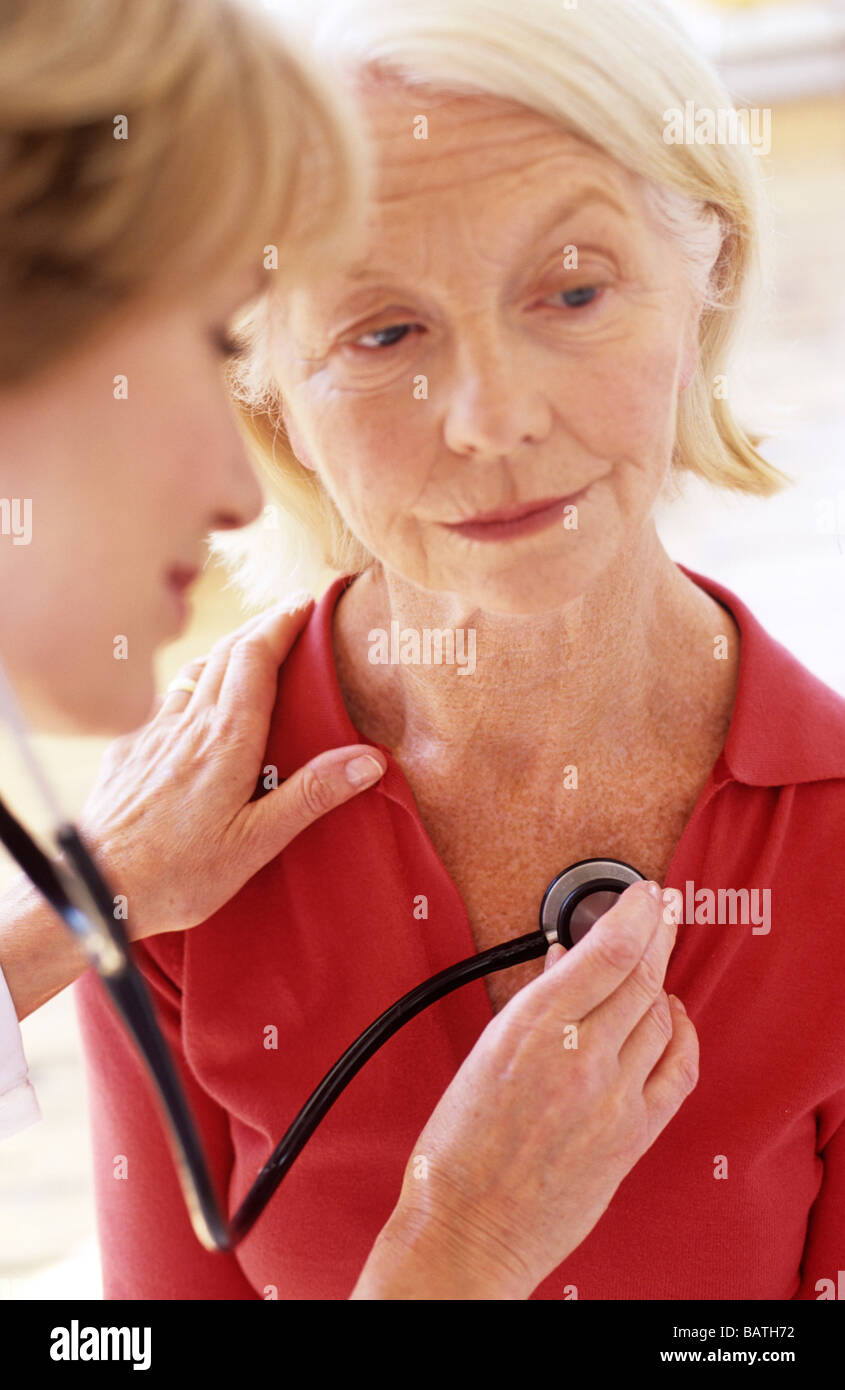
left=216, top=0, right=791, bottom=604
left=0, top=0, right=365, bottom=385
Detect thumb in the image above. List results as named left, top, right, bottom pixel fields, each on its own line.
left=242, top=745, right=387, bottom=863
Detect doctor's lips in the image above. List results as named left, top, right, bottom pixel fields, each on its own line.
left=166, top=564, right=201, bottom=593
left=444, top=488, right=588, bottom=542
left=164, top=564, right=201, bottom=626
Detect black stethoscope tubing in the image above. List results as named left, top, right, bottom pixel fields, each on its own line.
left=0, top=788, right=642, bottom=1252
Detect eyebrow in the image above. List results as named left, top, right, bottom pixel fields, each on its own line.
left=530, top=185, right=631, bottom=244
left=342, top=186, right=631, bottom=282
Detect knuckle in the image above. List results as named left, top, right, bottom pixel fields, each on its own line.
left=589, top=922, right=643, bottom=975
left=646, top=993, right=673, bottom=1044
left=298, top=765, right=337, bottom=817
left=633, top=947, right=664, bottom=998
left=234, top=631, right=269, bottom=660
left=226, top=636, right=252, bottom=666
left=212, top=708, right=243, bottom=745
left=623, top=969, right=658, bottom=1019
left=677, top=1054, right=700, bottom=1095
left=208, top=631, right=233, bottom=659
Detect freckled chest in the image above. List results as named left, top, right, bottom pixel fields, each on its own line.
left=402, top=753, right=705, bottom=1016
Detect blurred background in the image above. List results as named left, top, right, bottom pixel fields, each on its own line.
left=1, top=0, right=843, bottom=1299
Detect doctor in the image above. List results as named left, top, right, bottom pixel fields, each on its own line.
left=0, top=0, right=695, bottom=1300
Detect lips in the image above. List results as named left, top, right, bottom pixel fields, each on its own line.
left=166, top=565, right=200, bottom=593
left=448, top=495, right=577, bottom=527
left=163, top=565, right=200, bottom=635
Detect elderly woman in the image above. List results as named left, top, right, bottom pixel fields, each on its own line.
left=3, top=0, right=709, bottom=1304
left=76, top=0, right=845, bottom=1300
left=1, top=0, right=700, bottom=1302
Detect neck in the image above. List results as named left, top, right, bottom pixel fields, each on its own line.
left=332, top=527, right=738, bottom=782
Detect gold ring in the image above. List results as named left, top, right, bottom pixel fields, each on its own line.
left=166, top=677, right=198, bottom=696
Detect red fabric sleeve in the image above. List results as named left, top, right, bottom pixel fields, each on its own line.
left=73, top=936, right=259, bottom=1301
left=792, top=1108, right=845, bottom=1300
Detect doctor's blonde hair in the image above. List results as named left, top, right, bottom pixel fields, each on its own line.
left=217, top=0, right=792, bottom=604
left=0, top=0, right=364, bottom=385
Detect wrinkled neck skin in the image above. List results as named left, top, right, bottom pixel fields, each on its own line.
left=332, top=521, right=740, bottom=791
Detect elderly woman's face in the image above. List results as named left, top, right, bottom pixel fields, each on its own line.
left=275, top=85, right=700, bottom=614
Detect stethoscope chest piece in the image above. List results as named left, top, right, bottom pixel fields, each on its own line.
left=540, top=858, right=645, bottom=950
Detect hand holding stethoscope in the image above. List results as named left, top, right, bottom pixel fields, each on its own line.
left=0, top=593, right=696, bottom=1278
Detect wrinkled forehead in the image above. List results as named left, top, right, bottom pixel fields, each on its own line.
left=353, top=73, right=641, bottom=212
left=269, top=74, right=662, bottom=324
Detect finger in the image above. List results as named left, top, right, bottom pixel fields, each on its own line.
left=188, top=605, right=292, bottom=710
left=641, top=997, right=699, bottom=1144
left=617, top=986, right=675, bottom=1084
left=209, top=592, right=313, bottom=667
left=194, top=595, right=314, bottom=714
left=152, top=606, right=280, bottom=722
left=153, top=659, right=208, bottom=718
left=544, top=943, right=566, bottom=973
left=538, top=881, right=662, bottom=1021
left=585, top=909, right=677, bottom=1053
left=238, top=745, right=387, bottom=865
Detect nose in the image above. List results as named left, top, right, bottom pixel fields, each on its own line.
left=207, top=432, right=265, bottom=534
left=443, top=320, right=552, bottom=459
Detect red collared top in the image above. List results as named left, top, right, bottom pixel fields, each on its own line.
left=75, top=565, right=845, bottom=1300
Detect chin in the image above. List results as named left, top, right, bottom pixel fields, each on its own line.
left=19, top=668, right=156, bottom=737
left=436, top=548, right=602, bottom=618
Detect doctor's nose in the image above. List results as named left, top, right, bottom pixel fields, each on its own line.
left=206, top=436, right=265, bottom=535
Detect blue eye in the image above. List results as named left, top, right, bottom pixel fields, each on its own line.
left=350, top=287, right=599, bottom=354
left=356, top=324, right=416, bottom=350
left=558, top=286, right=599, bottom=308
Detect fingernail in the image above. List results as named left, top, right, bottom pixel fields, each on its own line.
left=345, top=753, right=386, bottom=787
left=669, top=994, right=687, bottom=1014
left=643, top=881, right=662, bottom=902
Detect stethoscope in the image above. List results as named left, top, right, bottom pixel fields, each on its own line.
left=0, top=660, right=643, bottom=1252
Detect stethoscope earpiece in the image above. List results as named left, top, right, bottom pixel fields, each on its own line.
left=540, top=858, right=646, bottom=950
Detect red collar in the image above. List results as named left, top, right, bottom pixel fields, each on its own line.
left=677, top=564, right=845, bottom=786
left=278, top=565, right=845, bottom=794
